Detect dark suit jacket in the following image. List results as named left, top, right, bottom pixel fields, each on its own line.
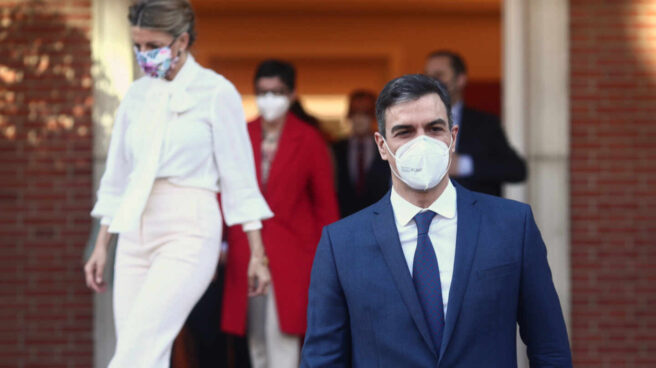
left=455, top=106, right=526, bottom=196
left=301, top=182, right=572, bottom=368
left=332, top=138, right=391, bottom=218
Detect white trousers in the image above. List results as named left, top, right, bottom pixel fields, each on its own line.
left=108, top=180, right=221, bottom=368
left=247, top=284, right=301, bottom=368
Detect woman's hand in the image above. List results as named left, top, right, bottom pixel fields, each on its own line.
left=248, top=255, right=270, bottom=296
left=245, top=228, right=270, bottom=296
left=84, top=224, right=112, bottom=293
left=84, top=246, right=108, bottom=293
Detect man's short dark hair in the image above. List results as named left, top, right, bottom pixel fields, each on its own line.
left=375, top=74, right=452, bottom=137
left=426, top=50, right=467, bottom=76
left=253, top=59, right=296, bottom=91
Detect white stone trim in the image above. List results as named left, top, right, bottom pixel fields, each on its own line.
left=503, top=0, right=571, bottom=367
left=91, top=0, right=133, bottom=366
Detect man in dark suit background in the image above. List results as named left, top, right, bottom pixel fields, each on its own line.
left=425, top=50, right=526, bottom=197
left=301, top=74, right=571, bottom=367
left=332, top=90, right=391, bottom=218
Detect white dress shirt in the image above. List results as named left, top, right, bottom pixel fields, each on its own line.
left=91, top=55, right=273, bottom=233
left=389, top=180, right=458, bottom=317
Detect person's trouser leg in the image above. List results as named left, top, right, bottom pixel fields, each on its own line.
left=109, top=234, right=219, bottom=367
left=108, top=182, right=221, bottom=368
left=265, top=285, right=301, bottom=368
left=247, top=293, right=268, bottom=368
left=112, top=232, right=150, bottom=343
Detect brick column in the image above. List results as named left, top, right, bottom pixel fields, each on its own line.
left=0, top=0, right=94, bottom=366
left=570, top=1, right=656, bottom=367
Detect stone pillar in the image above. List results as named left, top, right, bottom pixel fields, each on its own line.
left=91, top=0, right=133, bottom=366
left=503, top=0, right=571, bottom=366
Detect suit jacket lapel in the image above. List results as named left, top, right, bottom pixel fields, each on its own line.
left=372, top=194, right=438, bottom=358
left=439, top=183, right=481, bottom=361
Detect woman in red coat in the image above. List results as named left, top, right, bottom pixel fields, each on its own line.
left=222, top=60, right=339, bottom=368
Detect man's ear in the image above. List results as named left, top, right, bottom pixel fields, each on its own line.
left=450, top=125, right=459, bottom=152
left=456, top=73, right=467, bottom=92
left=289, top=90, right=297, bottom=103
left=374, top=132, right=388, bottom=161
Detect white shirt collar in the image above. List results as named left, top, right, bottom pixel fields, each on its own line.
left=145, top=54, right=199, bottom=90
left=145, top=54, right=200, bottom=113
left=390, top=180, right=457, bottom=227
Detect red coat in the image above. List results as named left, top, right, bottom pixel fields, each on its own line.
left=221, top=113, right=339, bottom=336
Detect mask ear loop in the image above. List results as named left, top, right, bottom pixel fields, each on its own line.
left=382, top=138, right=405, bottom=184
left=441, top=130, right=456, bottom=181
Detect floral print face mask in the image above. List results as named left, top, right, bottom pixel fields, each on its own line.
left=134, top=39, right=180, bottom=79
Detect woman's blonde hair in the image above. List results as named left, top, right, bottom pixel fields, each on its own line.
left=128, top=0, right=196, bottom=46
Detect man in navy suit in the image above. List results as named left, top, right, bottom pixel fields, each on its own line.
left=301, top=74, right=572, bottom=367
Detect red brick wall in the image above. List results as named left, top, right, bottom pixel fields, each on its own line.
left=570, top=1, right=656, bottom=367
left=0, top=1, right=93, bottom=366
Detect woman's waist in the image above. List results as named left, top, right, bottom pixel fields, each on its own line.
left=149, top=178, right=217, bottom=196
left=141, top=179, right=221, bottom=224
left=150, top=177, right=218, bottom=195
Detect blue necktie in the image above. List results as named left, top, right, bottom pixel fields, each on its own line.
left=412, top=210, right=445, bottom=352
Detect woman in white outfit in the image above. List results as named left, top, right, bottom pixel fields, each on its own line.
left=83, top=1, right=273, bottom=366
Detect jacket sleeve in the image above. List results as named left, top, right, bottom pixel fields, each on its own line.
left=211, top=80, right=273, bottom=229
left=467, top=115, right=527, bottom=184
left=517, top=206, right=572, bottom=367
left=307, top=132, right=340, bottom=228
left=301, top=227, right=351, bottom=367
left=90, top=93, right=132, bottom=225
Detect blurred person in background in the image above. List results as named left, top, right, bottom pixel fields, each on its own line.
left=83, top=1, right=273, bottom=367
left=424, top=50, right=526, bottom=197
left=332, top=90, right=390, bottom=218
left=221, top=59, right=339, bottom=368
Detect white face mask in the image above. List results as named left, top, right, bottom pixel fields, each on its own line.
left=384, top=135, right=453, bottom=191
left=256, top=93, right=291, bottom=122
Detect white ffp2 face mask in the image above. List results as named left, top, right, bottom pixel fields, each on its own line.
left=384, top=135, right=453, bottom=191
left=256, top=93, right=291, bottom=122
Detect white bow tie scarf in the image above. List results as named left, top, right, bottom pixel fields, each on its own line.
left=109, top=80, right=174, bottom=233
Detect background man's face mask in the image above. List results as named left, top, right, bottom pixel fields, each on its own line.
left=256, top=93, right=291, bottom=122
left=384, top=134, right=453, bottom=191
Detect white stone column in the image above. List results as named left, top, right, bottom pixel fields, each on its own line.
left=503, top=1, right=571, bottom=367
left=502, top=0, right=528, bottom=204
left=91, top=0, right=133, bottom=366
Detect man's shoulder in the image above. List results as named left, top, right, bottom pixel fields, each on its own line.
left=462, top=106, right=501, bottom=125
left=324, top=200, right=381, bottom=238
left=459, top=184, right=531, bottom=219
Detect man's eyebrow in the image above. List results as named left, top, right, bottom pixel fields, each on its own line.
left=390, top=124, right=413, bottom=134
left=427, top=118, right=448, bottom=127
